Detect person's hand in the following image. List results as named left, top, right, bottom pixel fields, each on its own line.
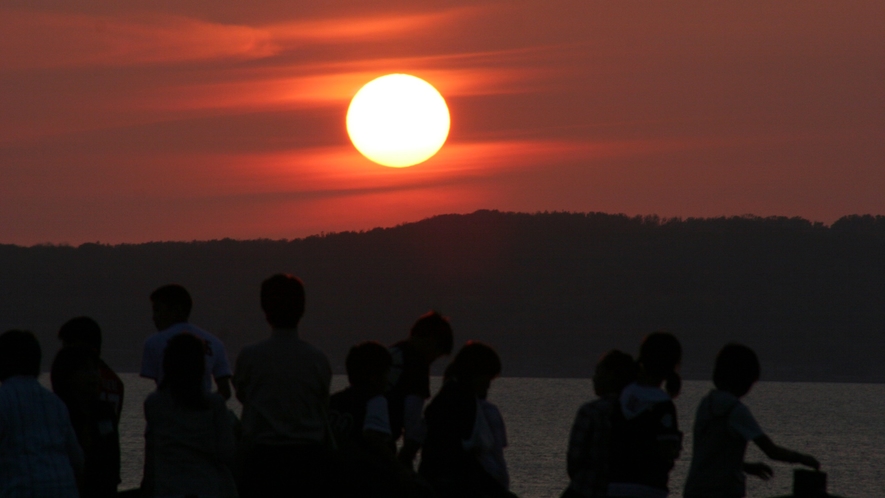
left=798, top=453, right=820, bottom=470
left=744, top=462, right=773, bottom=480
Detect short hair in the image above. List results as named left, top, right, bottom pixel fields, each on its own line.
left=346, top=341, right=392, bottom=387
left=444, top=341, right=501, bottom=382
left=0, top=330, right=41, bottom=380
left=638, top=331, right=682, bottom=379
left=58, top=316, right=102, bottom=351
left=713, top=343, right=760, bottom=395
left=150, top=284, right=193, bottom=319
left=410, top=311, right=453, bottom=355
left=260, top=274, right=306, bottom=328
left=594, top=349, right=637, bottom=395
left=162, top=333, right=208, bottom=410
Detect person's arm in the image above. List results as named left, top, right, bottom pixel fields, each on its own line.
left=743, top=462, right=773, bottom=480
left=753, top=434, right=820, bottom=469
left=63, top=416, right=85, bottom=478
left=215, top=376, right=232, bottom=401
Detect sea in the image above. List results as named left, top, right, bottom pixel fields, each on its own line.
left=51, top=374, right=885, bottom=498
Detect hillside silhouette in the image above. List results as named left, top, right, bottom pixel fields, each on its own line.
left=1, top=210, right=883, bottom=382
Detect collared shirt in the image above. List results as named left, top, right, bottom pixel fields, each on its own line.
left=140, top=322, right=233, bottom=392
left=0, top=375, right=83, bottom=497
left=566, top=396, right=617, bottom=498
left=234, top=328, right=332, bottom=446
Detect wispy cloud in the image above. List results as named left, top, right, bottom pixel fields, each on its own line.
left=0, top=7, right=476, bottom=70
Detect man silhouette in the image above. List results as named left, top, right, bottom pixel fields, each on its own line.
left=140, top=284, right=232, bottom=399
left=234, top=274, right=333, bottom=498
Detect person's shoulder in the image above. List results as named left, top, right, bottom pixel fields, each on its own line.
left=237, top=337, right=272, bottom=357
left=579, top=396, right=617, bottom=415
left=299, top=339, right=331, bottom=363
left=620, top=382, right=671, bottom=419
left=181, top=323, right=222, bottom=342
left=142, top=330, right=167, bottom=348
left=729, top=398, right=758, bottom=423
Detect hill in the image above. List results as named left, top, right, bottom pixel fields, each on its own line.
left=1, top=210, right=883, bottom=382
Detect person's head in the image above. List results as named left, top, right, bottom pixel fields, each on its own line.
left=0, top=330, right=41, bottom=381
left=593, top=349, right=637, bottom=397
left=58, top=316, right=102, bottom=353
left=713, top=343, right=760, bottom=397
left=346, top=341, right=392, bottom=395
left=409, top=311, right=454, bottom=363
left=150, top=284, right=192, bottom=330
left=638, top=331, right=682, bottom=397
left=260, top=274, right=305, bottom=329
left=444, top=341, right=502, bottom=399
left=51, top=345, right=101, bottom=403
left=161, top=333, right=208, bottom=409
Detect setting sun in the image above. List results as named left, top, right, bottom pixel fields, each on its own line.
left=346, top=74, right=450, bottom=168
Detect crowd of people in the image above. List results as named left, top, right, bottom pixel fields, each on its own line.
left=0, top=273, right=821, bottom=498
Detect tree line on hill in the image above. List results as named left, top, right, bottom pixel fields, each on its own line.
left=0, top=210, right=882, bottom=382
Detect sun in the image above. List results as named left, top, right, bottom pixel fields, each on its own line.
left=346, top=74, right=450, bottom=168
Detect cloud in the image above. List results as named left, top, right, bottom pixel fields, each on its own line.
left=0, top=10, right=276, bottom=69
left=0, top=7, right=476, bottom=70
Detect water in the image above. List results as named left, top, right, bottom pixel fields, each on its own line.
left=78, top=375, right=885, bottom=497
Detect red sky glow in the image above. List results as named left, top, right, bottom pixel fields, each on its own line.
left=1, top=0, right=883, bottom=244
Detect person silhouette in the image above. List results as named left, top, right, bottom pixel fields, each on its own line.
left=683, top=343, right=819, bottom=498
left=607, top=332, right=683, bottom=498
left=0, top=330, right=83, bottom=497
left=233, top=274, right=333, bottom=498
left=419, top=341, right=515, bottom=498
left=140, top=284, right=233, bottom=400
left=51, top=345, right=120, bottom=498
left=58, top=316, right=124, bottom=423
left=142, top=333, right=237, bottom=498
left=562, top=350, right=637, bottom=498
left=386, top=311, right=454, bottom=469
left=329, top=341, right=412, bottom=498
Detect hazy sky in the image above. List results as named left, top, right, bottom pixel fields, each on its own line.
left=2, top=0, right=882, bottom=245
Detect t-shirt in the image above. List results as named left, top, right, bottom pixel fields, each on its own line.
left=140, top=322, right=232, bottom=392
left=608, top=383, right=682, bottom=498
left=143, top=389, right=237, bottom=498
left=683, top=389, right=764, bottom=498
left=386, top=340, right=431, bottom=442
left=420, top=379, right=511, bottom=498
left=329, top=388, right=391, bottom=453
left=233, top=329, right=332, bottom=446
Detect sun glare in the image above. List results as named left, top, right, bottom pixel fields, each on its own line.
left=346, top=74, right=450, bottom=168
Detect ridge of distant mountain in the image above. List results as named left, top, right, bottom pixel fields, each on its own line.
left=1, top=210, right=883, bottom=382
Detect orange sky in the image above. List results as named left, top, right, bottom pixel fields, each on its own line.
left=1, top=0, right=883, bottom=244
